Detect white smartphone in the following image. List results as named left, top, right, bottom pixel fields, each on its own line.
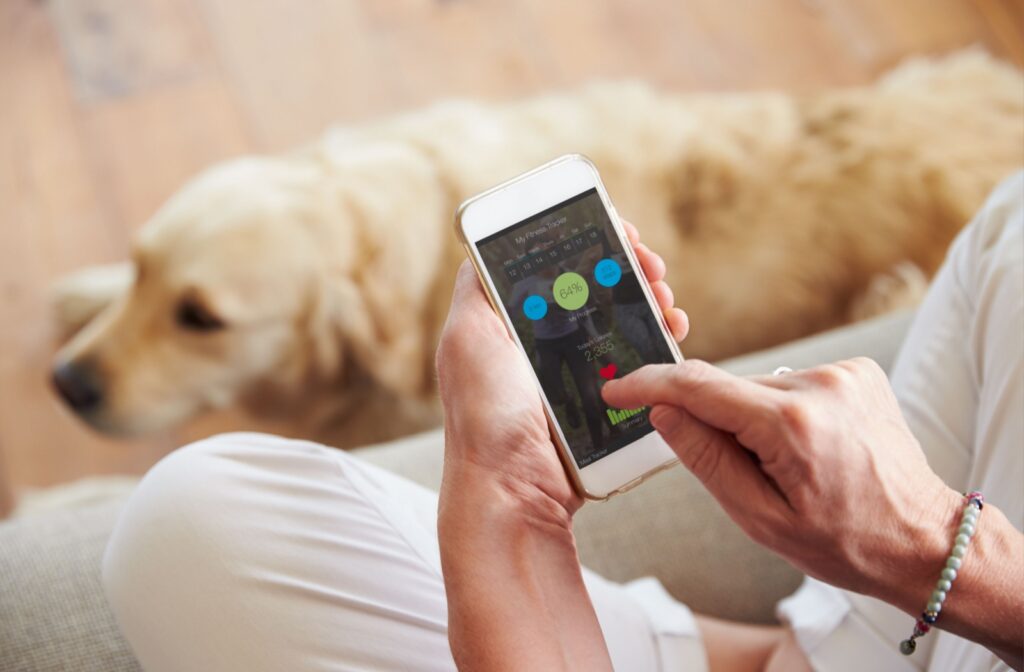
left=456, top=154, right=683, bottom=500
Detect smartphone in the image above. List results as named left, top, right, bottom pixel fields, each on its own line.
left=456, top=154, right=683, bottom=500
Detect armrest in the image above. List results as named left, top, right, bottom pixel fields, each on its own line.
left=717, top=309, right=916, bottom=376
left=0, top=500, right=142, bottom=672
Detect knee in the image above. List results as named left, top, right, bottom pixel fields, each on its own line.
left=102, top=435, right=237, bottom=615
left=955, top=173, right=1023, bottom=269
left=101, top=433, right=344, bottom=625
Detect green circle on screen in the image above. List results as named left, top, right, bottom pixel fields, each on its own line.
left=552, top=272, right=589, bottom=310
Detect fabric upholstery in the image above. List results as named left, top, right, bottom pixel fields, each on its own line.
left=363, top=310, right=916, bottom=623
left=0, top=309, right=914, bottom=670
left=0, top=500, right=142, bottom=672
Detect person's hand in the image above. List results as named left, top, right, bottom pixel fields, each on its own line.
left=436, top=223, right=688, bottom=670
left=601, top=358, right=963, bottom=607
left=436, top=221, right=687, bottom=523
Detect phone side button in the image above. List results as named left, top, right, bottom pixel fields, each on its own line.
left=617, top=476, right=645, bottom=495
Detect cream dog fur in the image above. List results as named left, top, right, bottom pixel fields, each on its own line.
left=51, top=51, right=1023, bottom=448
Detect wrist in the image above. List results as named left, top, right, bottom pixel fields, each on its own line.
left=876, top=485, right=966, bottom=616
left=437, top=461, right=610, bottom=672
left=438, top=458, right=576, bottom=543
left=873, top=488, right=1023, bottom=663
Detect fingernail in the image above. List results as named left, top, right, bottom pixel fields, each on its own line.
left=649, top=406, right=683, bottom=435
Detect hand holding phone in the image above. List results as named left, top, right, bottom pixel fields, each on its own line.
left=453, top=155, right=687, bottom=500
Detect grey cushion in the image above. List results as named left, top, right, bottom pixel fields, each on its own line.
left=360, top=432, right=801, bottom=624
left=0, top=500, right=142, bottom=672
left=718, top=309, right=915, bottom=376
left=349, top=309, right=919, bottom=624
left=0, top=309, right=914, bottom=669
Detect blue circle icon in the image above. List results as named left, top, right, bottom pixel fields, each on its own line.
left=523, top=294, right=548, bottom=320
left=594, top=258, right=622, bottom=287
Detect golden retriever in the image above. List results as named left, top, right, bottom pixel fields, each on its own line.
left=51, top=51, right=1023, bottom=448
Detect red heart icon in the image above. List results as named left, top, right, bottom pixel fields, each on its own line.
left=599, top=363, right=617, bottom=380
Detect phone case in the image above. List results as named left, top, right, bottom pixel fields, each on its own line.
left=454, top=154, right=683, bottom=501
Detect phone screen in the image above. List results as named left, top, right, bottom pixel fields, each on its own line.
left=477, top=188, right=676, bottom=467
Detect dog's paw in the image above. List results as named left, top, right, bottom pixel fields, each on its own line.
left=50, top=262, right=134, bottom=341
left=848, top=261, right=929, bottom=322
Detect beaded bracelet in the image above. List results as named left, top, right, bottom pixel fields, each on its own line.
left=899, top=491, right=984, bottom=655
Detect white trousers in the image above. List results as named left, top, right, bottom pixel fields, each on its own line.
left=102, top=445, right=705, bottom=670
left=778, top=173, right=1023, bottom=672
left=104, top=174, right=1023, bottom=672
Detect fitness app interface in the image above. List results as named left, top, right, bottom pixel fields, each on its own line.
left=478, top=188, right=675, bottom=467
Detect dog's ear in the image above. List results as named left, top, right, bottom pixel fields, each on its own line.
left=304, top=188, right=440, bottom=400
left=49, top=262, right=135, bottom=342
left=309, top=273, right=433, bottom=401
left=304, top=145, right=450, bottom=401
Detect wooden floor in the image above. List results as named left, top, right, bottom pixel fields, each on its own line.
left=0, top=0, right=1021, bottom=513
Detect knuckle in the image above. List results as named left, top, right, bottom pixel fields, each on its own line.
left=434, top=340, right=450, bottom=374
left=849, top=356, right=883, bottom=377
left=437, top=312, right=510, bottom=380
left=435, top=323, right=472, bottom=371
left=778, top=399, right=814, bottom=440
left=435, top=325, right=457, bottom=361
left=675, top=358, right=712, bottom=383
left=434, top=345, right=453, bottom=385
left=808, top=363, right=848, bottom=390
left=771, top=448, right=809, bottom=481
left=787, top=482, right=818, bottom=512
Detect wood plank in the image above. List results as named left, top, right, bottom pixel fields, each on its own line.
left=197, top=0, right=386, bottom=149
left=0, top=0, right=1020, bottom=501
left=596, top=0, right=869, bottom=90
left=971, top=0, right=1024, bottom=66
left=812, top=0, right=998, bottom=74
left=0, top=0, right=253, bottom=499
left=359, top=2, right=556, bottom=103
left=0, top=446, right=11, bottom=517
left=81, top=76, right=253, bottom=233
left=49, top=0, right=208, bottom=101
left=0, top=0, right=170, bottom=494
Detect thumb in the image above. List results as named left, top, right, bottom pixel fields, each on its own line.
left=444, top=261, right=505, bottom=334
left=449, top=260, right=490, bottom=312
left=648, top=404, right=784, bottom=519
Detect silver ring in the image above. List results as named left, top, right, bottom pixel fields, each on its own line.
left=772, top=366, right=794, bottom=376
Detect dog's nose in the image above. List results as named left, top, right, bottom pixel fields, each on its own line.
left=51, top=361, right=104, bottom=413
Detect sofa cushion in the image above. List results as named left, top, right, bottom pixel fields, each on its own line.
left=357, top=428, right=801, bottom=623
left=0, top=500, right=141, bottom=672
left=0, top=308, right=914, bottom=669
left=716, top=309, right=915, bottom=376
left=359, top=309, right=916, bottom=623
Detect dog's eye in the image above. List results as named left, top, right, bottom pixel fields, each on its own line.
left=175, top=299, right=225, bottom=332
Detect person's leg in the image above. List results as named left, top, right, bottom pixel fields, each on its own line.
left=535, top=335, right=584, bottom=429
left=614, top=302, right=661, bottom=364
left=888, top=172, right=1023, bottom=669
left=777, top=172, right=1024, bottom=670
left=103, top=434, right=453, bottom=672
left=891, top=172, right=1023, bottom=519
left=103, top=433, right=706, bottom=671
left=535, top=335, right=573, bottom=405
left=694, top=616, right=809, bottom=672
left=560, top=332, right=607, bottom=451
